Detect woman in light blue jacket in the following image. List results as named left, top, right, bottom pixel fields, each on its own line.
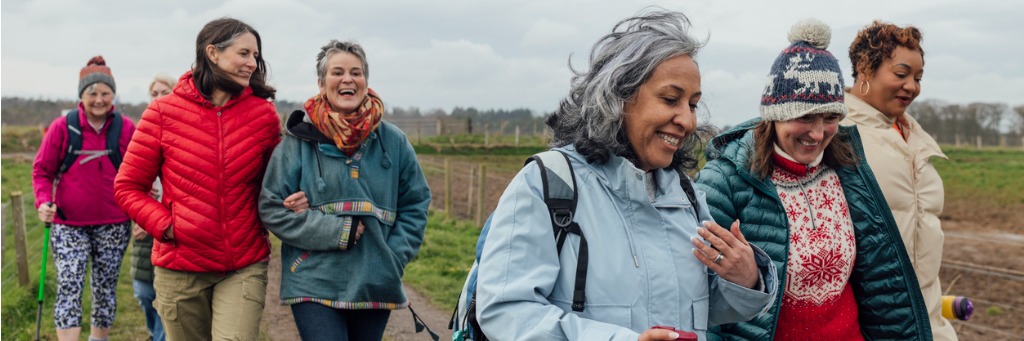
left=475, top=10, right=777, bottom=341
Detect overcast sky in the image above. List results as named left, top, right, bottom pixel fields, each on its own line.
left=3, top=0, right=1023, bottom=126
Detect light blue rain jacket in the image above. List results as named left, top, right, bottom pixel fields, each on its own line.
left=476, top=146, right=777, bottom=341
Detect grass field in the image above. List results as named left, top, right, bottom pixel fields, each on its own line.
left=3, top=144, right=1022, bottom=339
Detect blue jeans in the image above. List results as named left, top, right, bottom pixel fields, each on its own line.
left=290, top=303, right=391, bottom=341
left=132, top=280, right=165, bottom=341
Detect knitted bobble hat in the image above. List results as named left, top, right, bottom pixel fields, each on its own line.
left=759, top=19, right=847, bottom=121
left=78, top=56, right=116, bottom=97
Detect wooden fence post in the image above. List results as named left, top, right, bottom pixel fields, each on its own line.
left=12, top=191, right=31, bottom=287
left=476, top=164, right=487, bottom=226
left=976, top=135, right=982, bottom=149
left=484, top=124, right=490, bottom=147
left=515, top=126, right=520, bottom=147
left=467, top=166, right=476, bottom=218
left=444, top=159, right=452, bottom=215
left=437, top=119, right=443, bottom=136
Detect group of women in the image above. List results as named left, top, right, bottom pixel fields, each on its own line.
left=32, top=8, right=952, bottom=341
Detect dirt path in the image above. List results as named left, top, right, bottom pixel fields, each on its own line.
left=261, top=245, right=453, bottom=341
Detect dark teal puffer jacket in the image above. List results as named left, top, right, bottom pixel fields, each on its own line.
left=696, top=118, right=931, bottom=340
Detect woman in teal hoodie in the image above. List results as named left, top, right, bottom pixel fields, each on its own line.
left=258, top=39, right=431, bottom=341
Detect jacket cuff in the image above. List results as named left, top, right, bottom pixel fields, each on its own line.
left=338, top=216, right=357, bottom=250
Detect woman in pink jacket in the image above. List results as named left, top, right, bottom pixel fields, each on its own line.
left=32, top=56, right=136, bottom=341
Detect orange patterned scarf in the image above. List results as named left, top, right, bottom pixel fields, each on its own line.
left=304, top=89, right=383, bottom=156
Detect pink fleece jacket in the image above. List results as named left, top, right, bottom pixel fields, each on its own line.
left=32, top=104, right=136, bottom=226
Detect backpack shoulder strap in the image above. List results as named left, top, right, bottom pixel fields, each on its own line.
left=59, top=110, right=83, bottom=175
left=526, top=150, right=577, bottom=242
left=526, top=150, right=588, bottom=312
left=106, top=112, right=123, bottom=170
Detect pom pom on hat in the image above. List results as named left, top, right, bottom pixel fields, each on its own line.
left=760, top=19, right=847, bottom=122
left=787, top=19, right=831, bottom=49
left=78, top=55, right=116, bottom=97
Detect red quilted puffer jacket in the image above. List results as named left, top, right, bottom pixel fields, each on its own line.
left=115, top=71, right=281, bottom=272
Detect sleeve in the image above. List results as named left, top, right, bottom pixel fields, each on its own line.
left=32, top=118, right=67, bottom=208
left=114, top=104, right=170, bottom=240
left=258, top=136, right=354, bottom=251
left=384, top=135, right=431, bottom=268
left=695, top=161, right=778, bottom=326
left=476, top=163, right=640, bottom=341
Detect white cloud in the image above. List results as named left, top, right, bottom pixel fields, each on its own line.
left=3, top=0, right=1023, bottom=127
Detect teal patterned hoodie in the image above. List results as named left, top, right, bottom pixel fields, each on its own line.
left=259, top=110, right=431, bottom=309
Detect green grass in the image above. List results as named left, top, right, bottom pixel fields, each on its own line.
left=931, top=146, right=1024, bottom=205
left=402, top=210, right=481, bottom=311
left=1, top=126, right=44, bottom=154
left=2, top=158, right=149, bottom=340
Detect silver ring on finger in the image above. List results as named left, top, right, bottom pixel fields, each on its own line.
left=713, top=252, right=725, bottom=264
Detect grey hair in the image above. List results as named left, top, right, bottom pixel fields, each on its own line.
left=316, top=40, right=368, bottom=83
left=547, top=9, right=708, bottom=172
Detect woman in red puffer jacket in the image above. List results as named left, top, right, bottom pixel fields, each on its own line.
left=114, top=17, right=280, bottom=341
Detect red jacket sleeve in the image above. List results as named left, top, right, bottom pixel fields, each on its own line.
left=114, top=103, right=170, bottom=239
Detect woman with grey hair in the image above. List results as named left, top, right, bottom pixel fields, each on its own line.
left=475, top=10, right=776, bottom=341
left=258, top=39, right=431, bottom=341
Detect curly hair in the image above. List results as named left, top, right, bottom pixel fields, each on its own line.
left=848, top=20, right=924, bottom=80
left=546, top=9, right=709, bottom=173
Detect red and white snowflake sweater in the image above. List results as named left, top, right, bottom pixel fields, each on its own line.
left=770, top=146, right=864, bottom=340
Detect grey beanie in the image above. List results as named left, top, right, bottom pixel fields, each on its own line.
left=78, top=55, right=116, bottom=97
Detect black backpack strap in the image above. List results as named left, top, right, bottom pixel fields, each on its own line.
left=59, top=111, right=123, bottom=174
left=528, top=150, right=588, bottom=312
left=59, top=110, right=83, bottom=175
left=106, top=112, right=123, bottom=170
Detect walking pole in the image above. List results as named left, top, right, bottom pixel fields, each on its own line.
left=35, top=182, right=57, bottom=341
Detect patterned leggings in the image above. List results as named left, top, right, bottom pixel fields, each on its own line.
left=51, top=222, right=130, bottom=329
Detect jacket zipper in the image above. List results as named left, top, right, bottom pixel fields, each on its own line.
left=217, top=109, right=232, bottom=268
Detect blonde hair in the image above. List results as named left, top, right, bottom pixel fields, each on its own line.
left=150, top=73, right=177, bottom=92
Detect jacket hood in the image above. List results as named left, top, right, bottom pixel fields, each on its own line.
left=285, top=110, right=333, bottom=143
left=173, top=70, right=255, bottom=109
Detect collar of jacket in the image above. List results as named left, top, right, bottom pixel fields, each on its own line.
left=557, top=145, right=690, bottom=204
left=286, top=109, right=332, bottom=143
left=843, top=90, right=946, bottom=160
left=173, top=70, right=256, bottom=110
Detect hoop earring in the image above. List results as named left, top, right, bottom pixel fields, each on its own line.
left=858, top=81, right=871, bottom=96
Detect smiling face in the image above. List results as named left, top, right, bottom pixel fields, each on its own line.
left=622, top=54, right=701, bottom=171
left=860, top=46, right=924, bottom=118
left=774, top=113, right=843, bottom=164
left=208, top=32, right=259, bottom=88
left=80, top=83, right=114, bottom=119
left=319, top=52, right=368, bottom=114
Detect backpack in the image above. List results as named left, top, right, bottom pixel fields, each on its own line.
left=54, top=109, right=123, bottom=220
left=59, top=109, right=123, bottom=175
left=449, top=150, right=589, bottom=341
left=448, top=150, right=703, bottom=341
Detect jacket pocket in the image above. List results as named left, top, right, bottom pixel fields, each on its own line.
left=289, top=252, right=310, bottom=273
left=241, top=263, right=268, bottom=308
left=692, top=295, right=709, bottom=331
left=155, top=296, right=178, bottom=321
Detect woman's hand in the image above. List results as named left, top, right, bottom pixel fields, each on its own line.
left=283, top=191, right=309, bottom=213
left=37, top=203, right=56, bottom=223
left=691, top=220, right=759, bottom=289
left=131, top=223, right=148, bottom=240
left=639, top=327, right=685, bottom=341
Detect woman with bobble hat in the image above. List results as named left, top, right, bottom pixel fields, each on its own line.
left=32, top=55, right=136, bottom=341
left=697, top=19, right=931, bottom=340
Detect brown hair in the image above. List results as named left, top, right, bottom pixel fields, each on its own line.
left=848, top=20, right=924, bottom=81
left=193, top=18, right=275, bottom=101
left=748, top=121, right=858, bottom=179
